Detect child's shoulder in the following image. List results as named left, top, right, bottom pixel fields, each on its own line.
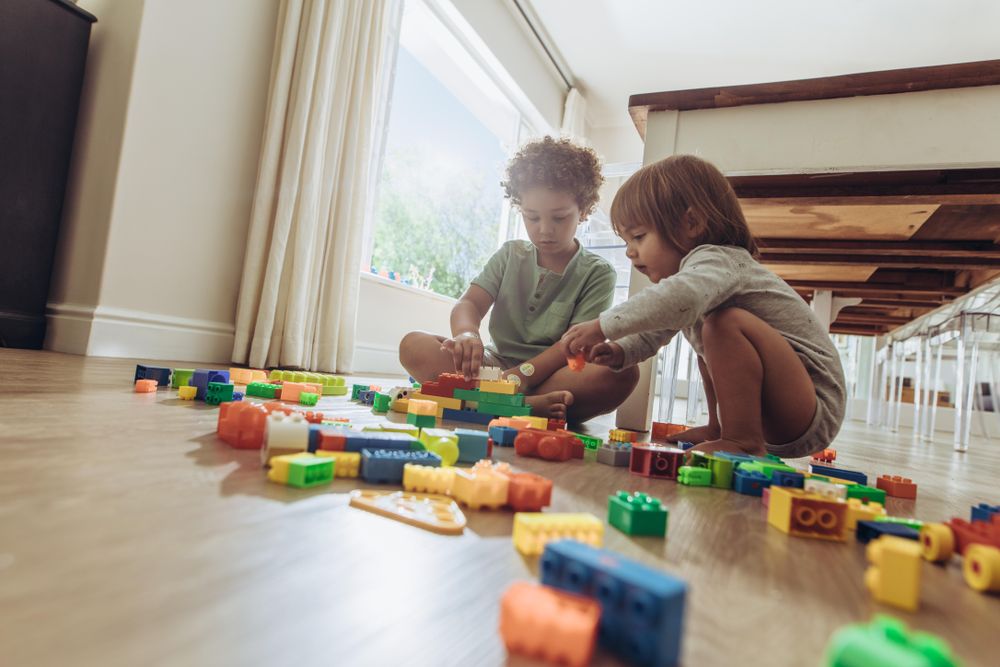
left=682, top=244, right=754, bottom=266
left=575, top=244, right=616, bottom=277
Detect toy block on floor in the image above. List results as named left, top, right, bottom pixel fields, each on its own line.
left=403, top=463, right=455, bottom=495
left=188, top=368, right=230, bottom=400
left=678, top=466, right=712, bottom=487
left=519, top=415, right=550, bottom=430
left=650, top=421, right=686, bottom=442
left=489, top=417, right=532, bottom=431
left=280, top=381, right=323, bottom=403
left=548, top=418, right=567, bottom=431
left=824, top=615, right=961, bottom=667
left=441, top=407, right=493, bottom=425
left=455, top=428, right=490, bottom=463
left=738, top=460, right=796, bottom=480
left=246, top=382, right=281, bottom=399
left=262, top=412, right=310, bottom=465
left=480, top=379, right=517, bottom=395
left=488, top=425, right=519, bottom=447
left=134, top=379, right=157, bottom=393
left=608, top=428, right=639, bottom=444
left=944, top=514, right=1000, bottom=555
left=707, top=455, right=734, bottom=489
left=608, top=491, right=668, bottom=536
left=418, top=428, right=460, bottom=467
left=217, top=401, right=271, bottom=449
left=865, top=535, right=922, bottom=611
left=845, top=499, right=886, bottom=531
left=477, top=401, right=532, bottom=418
left=229, top=368, right=254, bottom=385
left=514, top=428, right=583, bottom=462
left=451, top=466, right=509, bottom=510
left=733, top=468, right=771, bottom=496
left=856, top=520, right=919, bottom=544
left=171, top=368, right=194, bottom=388
left=771, top=470, right=805, bottom=489
left=407, top=398, right=438, bottom=416
left=314, top=450, right=360, bottom=477
left=350, top=383, right=369, bottom=400
left=205, top=382, right=235, bottom=405
left=343, top=431, right=420, bottom=453
left=513, top=513, right=603, bottom=556
left=178, top=385, right=197, bottom=400
left=309, top=424, right=348, bottom=452
left=371, top=392, right=391, bottom=413
left=629, top=444, right=685, bottom=480
left=964, top=544, right=1000, bottom=593
left=455, top=388, right=524, bottom=407
left=410, top=391, right=462, bottom=413
left=972, top=502, right=1000, bottom=523
left=406, top=412, right=436, bottom=428
left=540, top=540, right=687, bottom=667
left=349, top=489, right=466, bottom=535
left=811, top=448, right=837, bottom=464
left=809, top=463, right=867, bottom=486
left=844, top=484, right=887, bottom=505
left=435, top=372, right=476, bottom=393
left=499, top=582, right=599, bottom=667
left=267, top=453, right=334, bottom=488
left=767, top=487, right=847, bottom=541
left=134, top=364, right=172, bottom=387
left=804, top=478, right=848, bottom=501
left=507, top=472, right=553, bottom=512
left=361, top=448, right=441, bottom=484
left=597, top=443, right=631, bottom=467
left=876, top=475, right=918, bottom=499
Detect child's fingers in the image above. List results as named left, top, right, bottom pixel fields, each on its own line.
left=470, top=346, right=482, bottom=377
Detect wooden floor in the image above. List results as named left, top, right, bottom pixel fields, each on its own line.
left=0, top=350, right=997, bottom=667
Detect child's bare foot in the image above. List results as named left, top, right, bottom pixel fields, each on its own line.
left=665, top=424, right=720, bottom=444
left=525, top=390, right=574, bottom=420
left=690, top=437, right=767, bottom=457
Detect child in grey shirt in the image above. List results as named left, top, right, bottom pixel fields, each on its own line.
left=563, top=155, right=846, bottom=459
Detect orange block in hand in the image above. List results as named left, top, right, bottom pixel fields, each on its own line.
left=567, top=351, right=586, bottom=372
left=499, top=582, right=599, bottom=667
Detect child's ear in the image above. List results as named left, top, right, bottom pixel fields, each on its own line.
left=682, top=207, right=705, bottom=242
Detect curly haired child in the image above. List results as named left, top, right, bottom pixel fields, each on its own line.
left=562, top=155, right=846, bottom=457
left=399, top=136, right=639, bottom=421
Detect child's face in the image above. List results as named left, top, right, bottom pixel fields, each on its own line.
left=519, top=188, right=582, bottom=255
left=620, top=219, right=686, bottom=283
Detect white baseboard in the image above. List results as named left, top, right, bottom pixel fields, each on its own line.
left=352, top=341, right=406, bottom=376
left=45, top=302, right=234, bottom=363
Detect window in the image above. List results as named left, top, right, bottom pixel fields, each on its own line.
left=367, top=0, right=543, bottom=299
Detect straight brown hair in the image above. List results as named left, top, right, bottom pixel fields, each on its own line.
left=611, top=155, right=759, bottom=257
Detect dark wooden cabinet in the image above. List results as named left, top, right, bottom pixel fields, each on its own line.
left=0, top=0, right=96, bottom=348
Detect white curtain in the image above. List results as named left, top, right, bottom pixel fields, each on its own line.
left=232, top=0, right=402, bottom=372
left=560, top=87, right=588, bottom=142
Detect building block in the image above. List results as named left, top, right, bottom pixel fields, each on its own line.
left=349, top=489, right=466, bottom=535
left=506, top=472, right=553, bottom=512
left=608, top=491, right=668, bottom=536
left=519, top=415, right=550, bottom=430
left=298, top=391, right=319, bottom=406
left=279, top=381, right=323, bottom=403
left=489, top=425, right=519, bottom=447
left=403, top=463, right=455, bottom=495
left=499, top=582, right=599, bottom=667
left=609, top=428, right=639, bottom=443
left=845, top=484, right=887, bottom=505
left=568, top=432, right=602, bottom=450
left=407, top=398, right=438, bottom=416
left=865, top=535, right=922, bottom=611
left=489, top=417, right=532, bottom=431
left=309, top=424, right=349, bottom=452
left=711, top=451, right=756, bottom=465
left=361, top=448, right=441, bottom=484
left=767, top=487, right=847, bottom=541
left=245, top=382, right=280, bottom=398
left=876, top=475, right=918, bottom=499
left=455, top=388, right=524, bottom=407
left=418, top=428, right=460, bottom=467
left=540, top=540, right=687, bottom=667
left=267, top=453, right=334, bottom=488
left=811, top=448, right=837, bottom=464
left=478, top=366, right=502, bottom=381
left=451, top=467, right=509, bottom=510
left=513, top=514, right=603, bottom=556
left=845, top=498, right=886, bottom=531
left=171, top=368, right=194, bottom=388
left=370, top=392, right=390, bottom=413
left=358, top=389, right=376, bottom=405
left=824, top=615, right=961, bottom=667
left=134, top=364, right=172, bottom=386
left=262, top=412, right=310, bottom=465
left=178, top=385, right=197, bottom=400
left=597, top=443, right=632, bottom=467
left=650, top=421, right=686, bottom=442
left=514, top=428, right=583, bottom=461
left=874, top=516, right=924, bottom=530
left=477, top=401, right=532, bottom=417
left=343, top=431, right=420, bottom=453
left=964, top=544, right=1000, bottom=593
left=805, top=477, right=848, bottom=501
left=677, top=466, right=712, bottom=486
left=188, top=368, right=230, bottom=400
left=738, top=460, right=797, bottom=479
left=229, top=368, right=254, bottom=385
left=856, top=520, right=919, bottom=544
left=204, top=382, right=235, bottom=405
left=548, top=418, right=567, bottom=431
left=480, top=379, right=517, bottom=395
left=733, top=468, right=771, bottom=496
left=248, top=369, right=268, bottom=383
left=809, top=463, right=868, bottom=486
left=314, top=450, right=360, bottom=477
left=629, top=444, right=685, bottom=479
left=761, top=487, right=771, bottom=508
left=350, top=383, right=369, bottom=400
left=134, top=379, right=157, bottom=393
left=217, top=401, right=272, bottom=449
left=972, top=503, right=1000, bottom=523
left=771, top=470, right=806, bottom=488
left=455, top=428, right=490, bottom=463
left=406, top=412, right=436, bottom=428
left=945, top=514, right=1000, bottom=555
left=390, top=398, right=409, bottom=413
left=441, top=407, right=493, bottom=425
left=566, top=351, right=587, bottom=372
left=410, top=391, right=462, bottom=413
left=707, top=455, right=734, bottom=489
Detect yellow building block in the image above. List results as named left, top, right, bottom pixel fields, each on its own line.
left=512, top=513, right=603, bottom=556
left=407, top=398, right=438, bottom=416
left=266, top=453, right=312, bottom=483
left=767, top=487, right=847, bottom=541
left=390, top=398, right=409, bottom=413
left=403, top=463, right=455, bottom=495
left=178, top=385, right=197, bottom=400
left=314, top=450, right=360, bottom=478
left=380, top=422, right=420, bottom=437
left=865, top=535, right=922, bottom=611
left=410, top=392, right=462, bottom=412
left=845, top=498, right=886, bottom=531
left=452, top=468, right=509, bottom=510
left=229, top=368, right=254, bottom=385
left=521, top=415, right=549, bottom=430
left=480, top=379, right=517, bottom=395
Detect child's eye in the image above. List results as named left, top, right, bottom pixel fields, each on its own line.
left=633, top=233, right=645, bottom=241
left=554, top=216, right=569, bottom=223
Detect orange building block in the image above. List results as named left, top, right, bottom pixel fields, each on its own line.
left=876, top=475, right=918, bottom=499
left=229, top=368, right=254, bottom=385
left=507, top=472, right=553, bottom=512
left=217, top=402, right=270, bottom=449
left=567, top=352, right=586, bottom=372
left=499, top=582, right=599, bottom=667
left=279, top=382, right=323, bottom=402
left=811, top=448, right=837, bottom=464
left=134, top=379, right=157, bottom=393
left=651, top=421, right=686, bottom=442
left=514, top=428, right=583, bottom=462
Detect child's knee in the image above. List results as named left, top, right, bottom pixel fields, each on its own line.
left=596, top=364, right=640, bottom=395
left=702, top=307, right=752, bottom=339
left=398, top=331, right=427, bottom=362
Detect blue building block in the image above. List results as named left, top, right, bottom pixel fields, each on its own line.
left=232, top=391, right=244, bottom=401
left=540, top=540, right=687, bottom=667
left=134, top=364, right=172, bottom=386
left=677, top=441, right=695, bottom=450
left=809, top=463, right=868, bottom=486
left=455, top=428, right=490, bottom=463
left=188, top=368, right=230, bottom=400
left=488, top=425, right=518, bottom=447
left=711, top=451, right=756, bottom=465
left=971, top=502, right=1000, bottom=523
left=855, top=520, right=920, bottom=544
left=442, top=408, right=494, bottom=426
left=307, top=423, right=354, bottom=452
left=357, top=390, right=376, bottom=405
left=343, top=431, right=420, bottom=453
left=361, top=448, right=441, bottom=484
left=771, top=470, right=805, bottom=489
left=732, top=468, right=771, bottom=496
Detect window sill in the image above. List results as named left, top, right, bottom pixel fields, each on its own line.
left=360, top=271, right=459, bottom=305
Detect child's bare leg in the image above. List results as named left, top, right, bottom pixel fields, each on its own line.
left=691, top=308, right=816, bottom=457
left=398, top=332, right=457, bottom=383
left=665, top=358, right=720, bottom=443
left=530, top=364, right=640, bottom=424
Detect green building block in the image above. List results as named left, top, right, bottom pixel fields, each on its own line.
left=476, top=401, right=532, bottom=417
left=824, top=614, right=961, bottom=667
left=286, top=457, right=334, bottom=488
left=351, top=384, right=369, bottom=401
left=407, top=413, right=436, bottom=428
left=686, top=451, right=711, bottom=468
left=246, top=382, right=281, bottom=399
left=171, top=368, right=195, bottom=388
left=570, top=432, right=603, bottom=451
left=608, top=491, right=668, bottom=537
left=453, top=388, right=524, bottom=407
left=678, top=466, right=712, bottom=486
left=583, top=448, right=598, bottom=463
left=321, top=375, right=348, bottom=396
left=372, top=392, right=391, bottom=413
left=268, top=369, right=282, bottom=382
left=874, top=516, right=924, bottom=530
left=737, top=460, right=796, bottom=479
left=846, top=484, right=887, bottom=505
left=708, top=455, right=734, bottom=489
left=298, top=392, right=319, bottom=406
left=205, top=382, right=235, bottom=405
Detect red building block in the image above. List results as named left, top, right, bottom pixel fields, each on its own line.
left=217, top=401, right=271, bottom=449
left=499, top=582, right=599, bottom=667
left=876, top=475, right=918, bottom=499
left=514, top=428, right=583, bottom=461
left=507, top=472, right=553, bottom=511
left=436, top=372, right=477, bottom=392
left=547, top=418, right=567, bottom=431
left=949, top=515, right=1000, bottom=555
left=315, top=431, right=347, bottom=451
left=811, top=448, right=837, bottom=464
left=567, top=352, right=586, bottom=372
left=650, top=421, right=686, bottom=443
left=630, top=444, right=686, bottom=479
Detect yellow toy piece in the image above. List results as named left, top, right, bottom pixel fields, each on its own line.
left=964, top=544, right=1000, bottom=593
left=512, top=513, right=603, bottom=556
left=406, top=398, right=438, bottom=416
left=609, top=428, right=638, bottom=443
left=480, top=379, right=517, bottom=395
left=314, top=450, right=360, bottom=478
left=390, top=398, right=410, bottom=413
left=919, top=522, right=955, bottom=562
left=451, top=467, right=509, bottom=510
left=178, top=386, right=197, bottom=400
left=845, top=498, right=886, bottom=531
left=380, top=422, right=420, bottom=436
left=410, top=391, right=462, bottom=413
left=403, top=463, right=455, bottom=495
left=767, top=487, right=847, bottom=541
left=229, top=368, right=254, bottom=385
left=419, top=428, right=460, bottom=466
left=348, top=489, right=466, bottom=535
left=520, top=415, right=549, bottom=430
left=865, top=535, right=922, bottom=611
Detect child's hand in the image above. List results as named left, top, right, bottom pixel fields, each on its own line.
left=441, top=332, right=483, bottom=380
left=587, top=342, right=624, bottom=368
left=562, top=319, right=606, bottom=355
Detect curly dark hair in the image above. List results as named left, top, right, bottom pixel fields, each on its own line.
left=501, top=136, right=604, bottom=217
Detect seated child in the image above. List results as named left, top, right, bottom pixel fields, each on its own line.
left=399, top=137, right=639, bottom=422
left=563, top=154, right=846, bottom=457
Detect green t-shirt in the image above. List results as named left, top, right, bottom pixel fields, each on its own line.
left=471, top=239, right=617, bottom=365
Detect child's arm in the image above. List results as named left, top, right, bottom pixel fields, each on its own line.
left=441, top=284, right=494, bottom=379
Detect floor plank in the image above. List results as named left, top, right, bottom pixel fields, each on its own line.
left=0, top=350, right=996, bottom=667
